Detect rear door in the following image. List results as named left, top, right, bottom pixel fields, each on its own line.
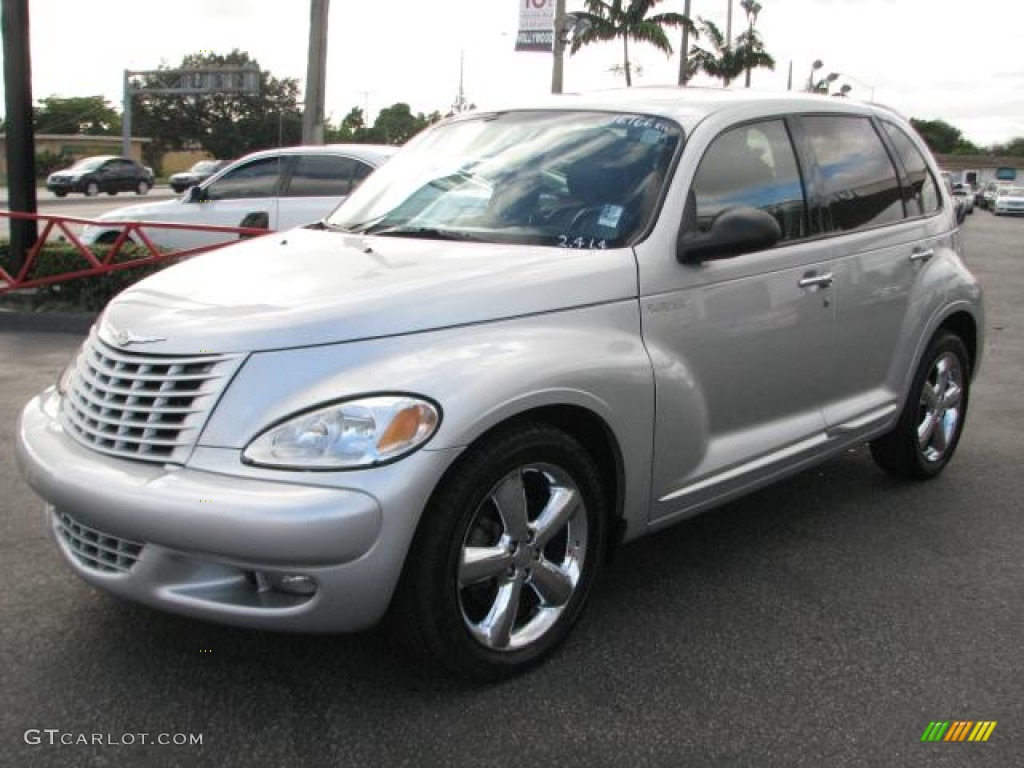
left=277, top=154, right=375, bottom=228
left=793, top=115, right=948, bottom=434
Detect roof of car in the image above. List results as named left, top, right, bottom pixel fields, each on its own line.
left=474, top=86, right=906, bottom=128
left=238, top=143, right=399, bottom=165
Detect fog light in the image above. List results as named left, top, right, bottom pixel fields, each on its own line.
left=275, top=574, right=318, bottom=596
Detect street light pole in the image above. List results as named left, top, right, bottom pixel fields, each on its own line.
left=742, top=1, right=761, bottom=88
left=551, top=0, right=567, bottom=94
left=677, top=0, right=692, bottom=85
left=302, top=0, right=330, bottom=144
left=2, top=0, right=37, bottom=273
left=831, top=72, right=876, bottom=100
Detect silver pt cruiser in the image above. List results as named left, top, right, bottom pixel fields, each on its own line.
left=17, top=89, right=984, bottom=680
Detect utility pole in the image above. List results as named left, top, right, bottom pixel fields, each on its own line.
left=726, top=0, right=734, bottom=47
left=2, top=0, right=37, bottom=275
left=677, top=0, right=692, bottom=85
left=551, top=0, right=567, bottom=94
left=303, top=0, right=330, bottom=144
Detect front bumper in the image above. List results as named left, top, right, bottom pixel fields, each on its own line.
left=46, top=179, right=78, bottom=194
left=16, top=390, right=458, bottom=632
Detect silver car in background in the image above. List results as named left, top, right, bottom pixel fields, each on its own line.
left=17, top=90, right=984, bottom=681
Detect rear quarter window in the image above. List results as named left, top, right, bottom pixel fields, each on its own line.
left=800, top=115, right=904, bottom=232
left=881, top=121, right=942, bottom=216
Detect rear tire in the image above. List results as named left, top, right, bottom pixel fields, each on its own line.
left=870, top=332, right=970, bottom=480
left=387, top=421, right=607, bottom=681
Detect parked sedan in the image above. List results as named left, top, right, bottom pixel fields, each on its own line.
left=952, top=183, right=974, bottom=215
left=168, top=159, right=229, bottom=193
left=992, top=185, right=1024, bottom=216
left=979, top=180, right=1011, bottom=211
left=82, top=144, right=397, bottom=251
left=46, top=156, right=154, bottom=197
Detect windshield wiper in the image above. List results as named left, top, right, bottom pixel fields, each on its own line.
left=370, top=226, right=482, bottom=242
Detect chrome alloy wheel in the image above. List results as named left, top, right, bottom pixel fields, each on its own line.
left=917, top=350, right=964, bottom=464
left=458, top=463, right=588, bottom=652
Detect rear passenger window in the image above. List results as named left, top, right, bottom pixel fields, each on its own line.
left=689, top=120, right=808, bottom=242
left=881, top=122, right=941, bottom=216
left=801, top=116, right=903, bottom=232
left=286, top=155, right=369, bottom=197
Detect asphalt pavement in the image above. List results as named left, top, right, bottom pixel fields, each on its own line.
left=1, top=212, right=1022, bottom=767
left=0, top=185, right=177, bottom=207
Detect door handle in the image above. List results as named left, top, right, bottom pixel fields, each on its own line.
left=798, top=272, right=834, bottom=289
left=910, top=248, right=934, bottom=263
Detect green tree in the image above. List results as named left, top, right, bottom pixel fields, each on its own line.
left=917, top=118, right=978, bottom=155
left=328, top=107, right=368, bottom=142
left=369, top=103, right=424, bottom=144
left=570, top=0, right=694, bottom=87
left=689, top=18, right=744, bottom=86
left=991, top=137, right=1024, bottom=157
left=34, top=95, right=121, bottom=135
left=130, top=50, right=302, bottom=169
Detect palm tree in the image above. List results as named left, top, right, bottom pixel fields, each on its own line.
left=738, top=0, right=774, bottom=87
left=570, top=0, right=696, bottom=87
left=733, top=26, right=775, bottom=87
left=689, top=18, right=744, bottom=87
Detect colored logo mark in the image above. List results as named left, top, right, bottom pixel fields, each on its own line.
left=921, top=721, right=997, bottom=742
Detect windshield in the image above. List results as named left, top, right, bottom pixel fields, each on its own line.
left=191, top=160, right=220, bottom=173
left=327, top=110, right=682, bottom=248
left=71, top=157, right=108, bottom=171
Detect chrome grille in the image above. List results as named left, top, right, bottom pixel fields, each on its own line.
left=60, top=332, right=242, bottom=464
left=56, top=511, right=143, bottom=574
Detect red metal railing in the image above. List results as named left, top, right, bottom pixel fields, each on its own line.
left=0, top=210, right=271, bottom=294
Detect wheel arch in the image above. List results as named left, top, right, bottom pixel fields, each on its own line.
left=428, top=404, right=629, bottom=557
left=938, top=309, right=978, bottom=377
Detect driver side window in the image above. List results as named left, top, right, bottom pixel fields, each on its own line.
left=204, top=157, right=281, bottom=201
left=689, top=121, right=809, bottom=242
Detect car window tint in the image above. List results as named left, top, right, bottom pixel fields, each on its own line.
left=205, top=157, right=281, bottom=201
left=881, top=122, right=941, bottom=216
left=689, top=120, right=808, bottom=242
left=285, top=155, right=363, bottom=197
left=801, top=116, right=903, bottom=232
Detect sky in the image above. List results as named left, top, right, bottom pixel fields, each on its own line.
left=3, top=0, right=1023, bottom=147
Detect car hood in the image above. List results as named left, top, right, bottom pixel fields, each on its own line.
left=92, top=198, right=184, bottom=223
left=98, top=228, right=639, bottom=354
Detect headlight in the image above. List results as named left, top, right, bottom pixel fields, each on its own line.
left=242, top=395, right=440, bottom=469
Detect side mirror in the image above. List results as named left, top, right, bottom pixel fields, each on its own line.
left=677, top=206, right=782, bottom=263
left=186, top=185, right=205, bottom=203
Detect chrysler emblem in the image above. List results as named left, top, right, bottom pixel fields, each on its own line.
left=107, top=325, right=166, bottom=347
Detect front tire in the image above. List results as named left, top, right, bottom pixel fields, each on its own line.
left=870, top=332, right=970, bottom=480
left=137, top=180, right=150, bottom=195
left=388, top=422, right=607, bottom=681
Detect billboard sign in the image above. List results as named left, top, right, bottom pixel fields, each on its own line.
left=516, top=0, right=555, bottom=53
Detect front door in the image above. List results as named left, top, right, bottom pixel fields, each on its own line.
left=638, top=119, right=836, bottom=523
